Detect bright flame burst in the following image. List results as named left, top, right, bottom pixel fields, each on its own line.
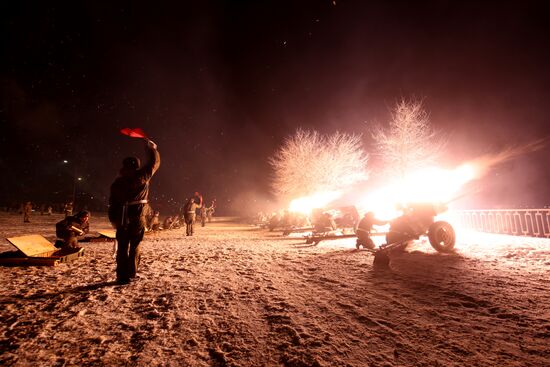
left=286, top=138, right=548, bottom=220
left=357, top=163, right=477, bottom=220
left=288, top=191, right=342, bottom=215
left=287, top=164, right=477, bottom=218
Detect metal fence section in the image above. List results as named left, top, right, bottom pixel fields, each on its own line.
left=452, top=209, right=550, bottom=238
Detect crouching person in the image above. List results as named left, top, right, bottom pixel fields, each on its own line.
left=356, top=211, right=387, bottom=250
left=55, top=210, right=90, bottom=248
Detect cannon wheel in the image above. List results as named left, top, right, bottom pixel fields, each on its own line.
left=428, top=221, right=456, bottom=253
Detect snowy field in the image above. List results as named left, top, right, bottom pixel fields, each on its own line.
left=0, top=211, right=549, bottom=366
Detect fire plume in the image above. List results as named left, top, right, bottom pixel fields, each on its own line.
left=288, top=191, right=342, bottom=215
left=358, top=138, right=548, bottom=220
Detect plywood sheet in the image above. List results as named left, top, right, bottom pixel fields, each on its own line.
left=6, top=235, right=56, bottom=257
left=98, top=230, right=116, bottom=239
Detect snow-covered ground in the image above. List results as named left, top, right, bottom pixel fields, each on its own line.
left=1, top=212, right=549, bottom=366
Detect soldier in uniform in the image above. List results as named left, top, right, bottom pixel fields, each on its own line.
left=199, top=205, right=207, bottom=227
left=184, top=193, right=202, bottom=236
left=143, top=203, right=153, bottom=231
left=63, top=201, right=74, bottom=217
left=55, top=210, right=90, bottom=248
left=150, top=211, right=160, bottom=231
left=206, top=200, right=216, bottom=222
left=356, top=212, right=388, bottom=250
left=163, top=216, right=174, bottom=230
left=109, top=138, right=160, bottom=284
left=171, top=215, right=181, bottom=229
left=23, top=201, right=32, bottom=223
left=312, top=210, right=337, bottom=234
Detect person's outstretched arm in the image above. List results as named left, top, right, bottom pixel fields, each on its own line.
left=143, top=139, right=161, bottom=177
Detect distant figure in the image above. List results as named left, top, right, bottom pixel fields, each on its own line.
left=254, top=211, right=264, bottom=226
left=163, top=216, right=174, bottom=230
left=184, top=194, right=202, bottom=236
left=171, top=215, right=181, bottom=229
left=313, top=212, right=337, bottom=233
left=143, top=204, right=153, bottom=231
left=23, top=201, right=32, bottom=223
left=47, top=206, right=53, bottom=215
left=55, top=210, right=90, bottom=248
left=63, top=201, right=74, bottom=217
left=109, top=138, right=160, bottom=285
left=150, top=211, right=160, bottom=231
left=199, top=205, right=207, bottom=227
left=206, top=200, right=216, bottom=222
left=192, top=192, right=202, bottom=206
left=356, top=212, right=388, bottom=250
left=267, top=211, right=282, bottom=231
left=340, top=213, right=357, bottom=228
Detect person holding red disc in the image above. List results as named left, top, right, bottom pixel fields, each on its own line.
left=109, top=129, right=160, bottom=284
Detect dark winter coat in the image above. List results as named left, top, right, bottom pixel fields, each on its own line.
left=184, top=199, right=201, bottom=221
left=356, top=216, right=387, bottom=234
left=56, top=215, right=90, bottom=239
left=108, top=146, right=160, bottom=229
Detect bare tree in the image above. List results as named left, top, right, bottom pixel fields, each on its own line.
left=371, top=99, right=446, bottom=179
left=269, top=129, right=368, bottom=200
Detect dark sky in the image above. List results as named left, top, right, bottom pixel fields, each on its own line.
left=1, top=0, right=549, bottom=214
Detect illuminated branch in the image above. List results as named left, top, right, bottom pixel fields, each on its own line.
left=372, top=99, right=446, bottom=179
left=269, top=129, right=369, bottom=200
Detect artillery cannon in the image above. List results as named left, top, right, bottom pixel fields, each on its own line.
left=304, top=206, right=360, bottom=244
left=372, top=202, right=456, bottom=266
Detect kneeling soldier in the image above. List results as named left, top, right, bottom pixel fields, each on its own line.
left=56, top=210, right=90, bottom=248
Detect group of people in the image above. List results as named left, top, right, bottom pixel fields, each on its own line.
left=16, top=201, right=75, bottom=223
left=264, top=210, right=310, bottom=231
left=40, top=135, right=214, bottom=285
left=142, top=198, right=216, bottom=234
left=143, top=206, right=180, bottom=231
left=256, top=207, right=388, bottom=251
left=10, top=135, right=220, bottom=285
left=18, top=132, right=388, bottom=285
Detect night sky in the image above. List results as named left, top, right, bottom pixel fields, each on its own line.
left=1, top=0, right=549, bottom=214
